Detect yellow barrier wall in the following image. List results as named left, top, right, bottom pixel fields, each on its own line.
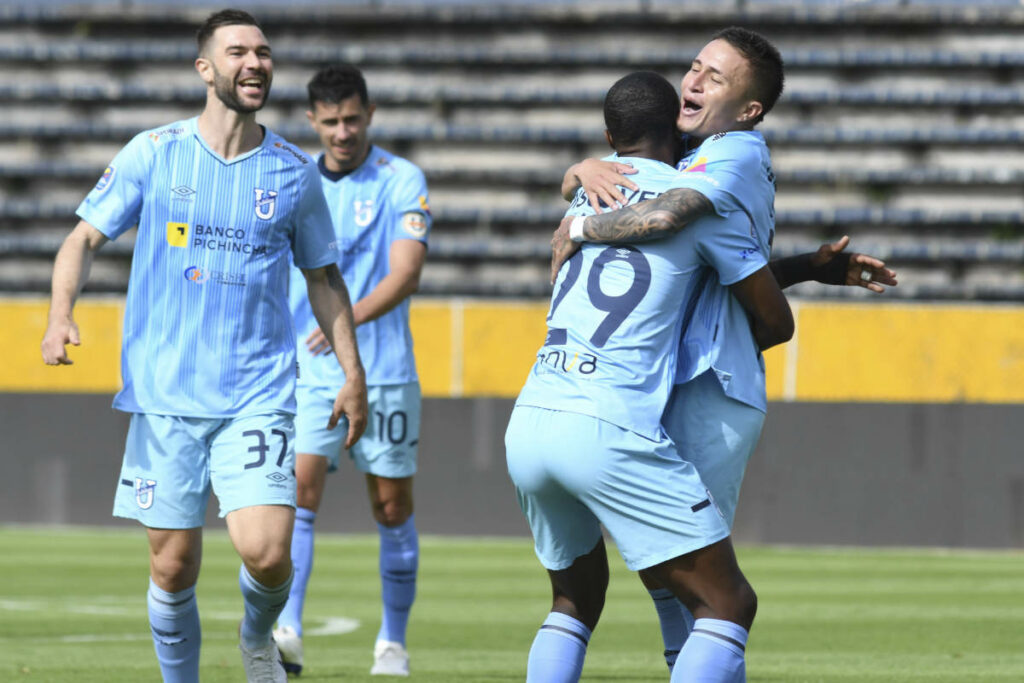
left=4, top=296, right=1023, bottom=402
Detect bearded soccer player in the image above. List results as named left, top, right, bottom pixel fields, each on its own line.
left=40, top=10, right=368, bottom=683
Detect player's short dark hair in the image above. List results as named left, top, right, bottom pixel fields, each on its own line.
left=307, top=64, right=370, bottom=110
left=603, top=71, right=680, bottom=149
left=711, top=26, right=784, bottom=125
left=196, top=9, right=262, bottom=55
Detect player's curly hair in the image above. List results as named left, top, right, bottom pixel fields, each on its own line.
left=712, top=26, right=785, bottom=125
left=307, top=64, right=370, bottom=110
left=196, top=9, right=263, bottom=56
left=603, top=71, right=680, bottom=149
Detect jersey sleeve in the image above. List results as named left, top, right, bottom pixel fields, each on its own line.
left=291, top=162, right=339, bottom=270
left=670, top=134, right=762, bottom=217
left=75, top=132, right=153, bottom=240
left=390, top=165, right=432, bottom=245
left=692, top=211, right=769, bottom=286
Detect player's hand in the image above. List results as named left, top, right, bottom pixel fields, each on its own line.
left=576, top=159, right=638, bottom=213
left=305, top=326, right=333, bottom=356
left=812, top=235, right=898, bottom=293
left=328, top=373, right=368, bottom=449
left=551, top=216, right=581, bottom=284
left=41, top=316, right=80, bottom=365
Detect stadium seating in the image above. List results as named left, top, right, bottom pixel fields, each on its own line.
left=0, top=1, right=1021, bottom=300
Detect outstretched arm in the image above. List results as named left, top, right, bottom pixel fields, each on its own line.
left=41, top=220, right=109, bottom=365
left=769, top=235, right=898, bottom=292
left=303, top=264, right=368, bottom=448
left=550, top=188, right=714, bottom=282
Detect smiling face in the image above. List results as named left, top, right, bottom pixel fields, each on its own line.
left=197, top=23, right=273, bottom=114
left=307, top=95, right=376, bottom=173
left=678, top=38, right=763, bottom=143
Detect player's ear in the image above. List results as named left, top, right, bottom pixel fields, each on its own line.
left=739, top=100, right=763, bottom=125
left=195, top=57, right=213, bottom=85
left=365, top=102, right=377, bottom=126
left=604, top=129, right=615, bottom=150
left=305, top=110, right=316, bottom=127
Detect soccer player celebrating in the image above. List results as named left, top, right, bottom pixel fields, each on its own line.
left=506, top=70, right=794, bottom=683
left=40, top=10, right=368, bottom=683
left=555, top=28, right=896, bottom=674
left=272, top=64, right=431, bottom=677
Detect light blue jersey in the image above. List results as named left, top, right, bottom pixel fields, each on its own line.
left=516, top=155, right=727, bottom=440
left=289, top=145, right=431, bottom=387
left=670, top=131, right=776, bottom=412
left=77, top=117, right=337, bottom=417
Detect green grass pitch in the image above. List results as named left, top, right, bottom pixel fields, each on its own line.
left=1, top=526, right=1022, bottom=682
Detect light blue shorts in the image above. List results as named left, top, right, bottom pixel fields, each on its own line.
left=662, top=370, right=766, bottom=528
left=113, top=412, right=296, bottom=528
left=505, top=405, right=730, bottom=572
left=295, top=382, right=420, bottom=478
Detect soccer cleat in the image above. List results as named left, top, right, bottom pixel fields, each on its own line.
left=370, top=640, right=410, bottom=676
left=239, top=636, right=288, bottom=683
left=272, top=625, right=304, bottom=675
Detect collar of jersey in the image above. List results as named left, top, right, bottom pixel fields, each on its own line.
left=189, top=117, right=268, bottom=166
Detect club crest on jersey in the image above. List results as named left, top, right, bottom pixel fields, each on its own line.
left=135, top=478, right=157, bottom=510
left=354, top=199, right=375, bottom=227
left=254, top=188, right=278, bottom=220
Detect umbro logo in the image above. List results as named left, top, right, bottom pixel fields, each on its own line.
left=171, top=186, right=196, bottom=201
left=265, top=472, right=289, bottom=483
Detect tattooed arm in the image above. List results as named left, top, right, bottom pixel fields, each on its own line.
left=550, top=188, right=714, bottom=282
left=579, top=188, right=714, bottom=242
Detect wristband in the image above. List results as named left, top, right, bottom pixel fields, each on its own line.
left=815, top=252, right=852, bottom=285
left=569, top=216, right=586, bottom=242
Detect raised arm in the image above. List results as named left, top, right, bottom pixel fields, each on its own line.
left=41, top=220, right=109, bottom=365
left=302, top=263, right=368, bottom=447
left=550, top=188, right=715, bottom=282
left=769, top=235, right=898, bottom=292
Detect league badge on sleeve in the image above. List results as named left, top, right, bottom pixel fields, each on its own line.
left=402, top=212, right=428, bottom=238
left=94, top=166, right=115, bottom=193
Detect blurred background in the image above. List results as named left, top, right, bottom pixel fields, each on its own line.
left=0, top=0, right=1022, bottom=547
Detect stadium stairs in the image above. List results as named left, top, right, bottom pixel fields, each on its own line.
left=0, top=0, right=1021, bottom=300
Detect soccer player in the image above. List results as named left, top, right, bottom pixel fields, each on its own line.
left=272, top=64, right=431, bottom=677
left=39, top=10, right=368, bottom=683
left=555, top=27, right=897, bottom=674
left=506, top=70, right=794, bottom=683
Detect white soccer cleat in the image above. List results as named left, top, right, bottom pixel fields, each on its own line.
left=370, top=640, right=410, bottom=676
left=239, top=637, right=288, bottom=683
left=272, top=625, right=304, bottom=675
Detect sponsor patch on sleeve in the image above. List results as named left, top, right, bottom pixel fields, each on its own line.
left=401, top=212, right=428, bottom=238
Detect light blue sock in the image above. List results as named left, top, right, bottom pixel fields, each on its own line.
left=239, top=565, right=293, bottom=650
left=376, top=515, right=418, bottom=645
left=648, top=587, right=695, bottom=671
left=278, top=506, right=316, bottom=636
left=147, top=579, right=201, bottom=683
left=671, top=618, right=748, bottom=683
left=526, top=611, right=591, bottom=683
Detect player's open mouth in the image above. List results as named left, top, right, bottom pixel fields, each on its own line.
left=682, top=98, right=703, bottom=115
left=238, top=77, right=265, bottom=94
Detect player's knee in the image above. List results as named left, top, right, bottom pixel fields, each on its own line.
left=373, top=497, right=413, bottom=528
left=151, top=554, right=200, bottom=592
left=295, top=482, right=323, bottom=511
left=240, top=545, right=292, bottom=585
